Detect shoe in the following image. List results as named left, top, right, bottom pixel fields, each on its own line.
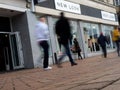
left=78, top=56, right=83, bottom=60
left=44, top=66, right=52, bottom=71
left=71, top=63, right=77, bottom=66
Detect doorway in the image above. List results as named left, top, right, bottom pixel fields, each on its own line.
left=83, top=23, right=100, bottom=53
left=0, top=32, right=24, bottom=71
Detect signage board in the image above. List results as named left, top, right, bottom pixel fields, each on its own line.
left=54, top=0, right=81, bottom=14
left=101, top=11, right=115, bottom=21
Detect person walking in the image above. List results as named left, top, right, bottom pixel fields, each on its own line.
left=35, top=16, right=52, bottom=70
left=73, top=38, right=83, bottom=60
left=98, top=32, right=109, bottom=58
left=55, top=12, right=77, bottom=67
left=112, top=26, right=120, bottom=56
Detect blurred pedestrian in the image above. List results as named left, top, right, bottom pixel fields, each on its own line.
left=55, top=12, right=77, bottom=67
left=35, top=16, right=52, bottom=70
left=73, top=38, right=83, bottom=60
left=112, top=26, right=120, bottom=56
left=98, top=32, right=109, bottom=58
left=57, top=36, right=62, bottom=51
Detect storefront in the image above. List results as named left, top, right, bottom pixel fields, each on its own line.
left=0, top=13, right=25, bottom=71
left=2, top=0, right=118, bottom=70
left=0, top=1, right=34, bottom=71
left=49, top=18, right=115, bottom=58
left=26, top=0, right=118, bottom=67
left=81, top=22, right=115, bottom=57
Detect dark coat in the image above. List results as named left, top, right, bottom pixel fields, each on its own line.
left=98, top=34, right=108, bottom=47
left=73, top=38, right=81, bottom=52
left=55, top=17, right=72, bottom=45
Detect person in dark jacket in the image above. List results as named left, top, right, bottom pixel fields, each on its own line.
left=55, top=12, right=77, bottom=67
left=73, top=38, right=83, bottom=60
left=98, top=32, right=109, bottom=58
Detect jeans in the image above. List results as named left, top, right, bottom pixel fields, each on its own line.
left=58, top=44, right=75, bottom=64
left=115, top=40, right=120, bottom=56
left=101, top=45, right=107, bottom=58
left=77, top=50, right=82, bottom=59
left=39, top=41, right=49, bottom=68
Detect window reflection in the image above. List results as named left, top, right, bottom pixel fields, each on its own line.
left=83, top=22, right=100, bottom=53
left=101, top=25, right=114, bottom=49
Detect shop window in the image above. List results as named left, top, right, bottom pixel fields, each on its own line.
left=114, top=0, right=120, bottom=5
left=101, top=25, right=114, bottom=49
left=70, top=21, right=78, bottom=44
left=95, top=0, right=113, bottom=4
left=83, top=22, right=100, bottom=53
left=52, top=18, right=60, bottom=53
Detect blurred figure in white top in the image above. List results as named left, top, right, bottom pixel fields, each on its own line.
left=35, top=16, right=52, bottom=70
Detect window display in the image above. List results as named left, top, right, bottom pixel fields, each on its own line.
left=101, top=25, right=114, bottom=49
left=83, top=22, right=100, bottom=53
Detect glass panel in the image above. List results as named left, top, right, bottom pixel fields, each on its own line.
left=70, top=20, right=80, bottom=53
left=46, top=18, right=52, bottom=56
left=10, top=34, right=20, bottom=67
left=114, top=0, right=119, bottom=5
left=70, top=21, right=78, bottom=44
left=53, top=18, right=60, bottom=54
left=91, top=24, right=100, bottom=52
left=83, top=23, right=91, bottom=53
left=83, top=22, right=100, bottom=53
left=101, top=25, right=114, bottom=49
left=15, top=32, right=24, bottom=68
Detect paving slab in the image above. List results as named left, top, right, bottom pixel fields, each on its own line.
left=102, top=84, right=120, bottom=90
left=0, top=52, right=120, bottom=90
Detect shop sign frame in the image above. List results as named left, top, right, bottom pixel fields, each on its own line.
left=54, top=0, right=81, bottom=14
left=101, top=11, right=116, bottom=21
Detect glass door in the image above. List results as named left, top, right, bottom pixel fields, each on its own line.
left=83, top=27, right=90, bottom=53
left=102, top=25, right=114, bottom=49
left=90, top=24, right=100, bottom=52
left=9, top=32, right=24, bottom=69
left=83, top=22, right=100, bottom=53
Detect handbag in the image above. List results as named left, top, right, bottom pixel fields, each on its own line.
left=70, top=45, right=77, bottom=53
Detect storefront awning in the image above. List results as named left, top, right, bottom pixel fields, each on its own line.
left=0, top=3, right=27, bottom=17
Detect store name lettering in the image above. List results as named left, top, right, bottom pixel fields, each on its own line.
left=55, top=0, right=81, bottom=14
left=56, top=2, right=80, bottom=11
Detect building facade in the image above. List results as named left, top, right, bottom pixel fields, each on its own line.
left=29, top=0, right=118, bottom=67
left=0, top=0, right=34, bottom=71
left=0, top=0, right=118, bottom=71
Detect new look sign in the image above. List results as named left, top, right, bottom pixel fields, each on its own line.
left=54, top=0, right=81, bottom=14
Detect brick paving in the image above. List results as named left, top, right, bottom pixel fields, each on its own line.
left=0, top=52, right=120, bottom=90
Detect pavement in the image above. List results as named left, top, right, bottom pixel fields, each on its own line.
left=0, top=52, right=120, bottom=90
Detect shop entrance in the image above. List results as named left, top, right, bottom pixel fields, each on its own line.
left=0, top=32, right=24, bottom=71
left=0, top=17, right=24, bottom=71
left=83, top=23, right=100, bottom=53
